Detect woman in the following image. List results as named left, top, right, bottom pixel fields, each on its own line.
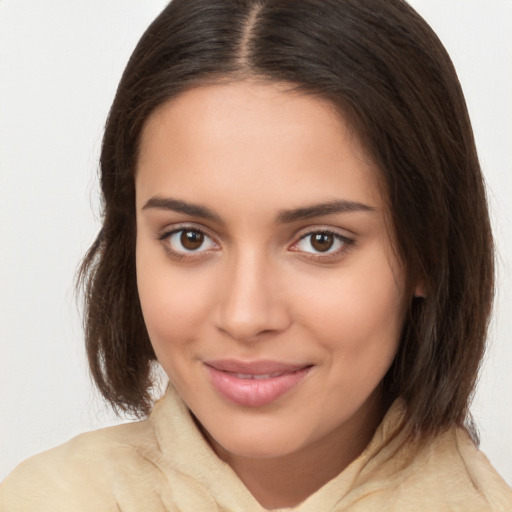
left=2, top=0, right=511, bottom=510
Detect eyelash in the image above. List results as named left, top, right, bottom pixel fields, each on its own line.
left=158, top=225, right=218, bottom=261
left=157, top=226, right=355, bottom=261
left=290, top=230, right=355, bottom=260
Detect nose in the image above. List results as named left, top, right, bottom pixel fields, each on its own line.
left=213, top=251, right=291, bottom=342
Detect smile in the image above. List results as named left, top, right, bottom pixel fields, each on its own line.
left=204, top=360, right=312, bottom=407
left=231, top=372, right=286, bottom=380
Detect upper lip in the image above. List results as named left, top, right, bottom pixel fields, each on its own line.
left=204, top=359, right=310, bottom=375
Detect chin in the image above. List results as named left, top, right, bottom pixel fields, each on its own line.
left=199, top=412, right=309, bottom=460
left=216, top=431, right=303, bottom=460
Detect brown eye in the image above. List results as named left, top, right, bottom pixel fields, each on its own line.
left=293, top=230, right=352, bottom=257
left=181, top=230, right=204, bottom=250
left=166, top=228, right=216, bottom=254
left=310, top=232, right=334, bottom=252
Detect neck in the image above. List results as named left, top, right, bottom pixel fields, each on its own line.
left=206, top=392, right=385, bottom=509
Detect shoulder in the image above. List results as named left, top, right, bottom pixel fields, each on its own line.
left=347, top=403, right=512, bottom=512
left=449, top=428, right=512, bottom=510
left=387, top=427, right=512, bottom=511
left=0, top=419, right=161, bottom=512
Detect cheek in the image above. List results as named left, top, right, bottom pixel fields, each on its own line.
left=297, top=261, right=404, bottom=414
left=298, top=252, right=405, bottom=359
left=135, top=246, right=214, bottom=355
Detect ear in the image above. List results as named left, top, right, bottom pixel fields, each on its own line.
left=414, top=280, right=426, bottom=299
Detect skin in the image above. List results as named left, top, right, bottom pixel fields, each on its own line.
left=135, top=81, right=412, bottom=508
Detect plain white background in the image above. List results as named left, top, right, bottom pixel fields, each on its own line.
left=1, top=0, right=511, bottom=485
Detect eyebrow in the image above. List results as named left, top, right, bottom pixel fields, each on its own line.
left=276, top=200, right=376, bottom=223
left=142, top=197, right=222, bottom=222
left=142, top=196, right=376, bottom=224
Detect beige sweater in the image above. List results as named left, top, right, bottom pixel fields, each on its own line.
left=1, top=386, right=511, bottom=511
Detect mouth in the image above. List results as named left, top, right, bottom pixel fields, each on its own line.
left=204, top=359, right=313, bottom=407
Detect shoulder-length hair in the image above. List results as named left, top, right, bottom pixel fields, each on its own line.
left=79, top=0, right=494, bottom=439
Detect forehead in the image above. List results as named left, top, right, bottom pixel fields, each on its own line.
left=136, top=81, right=385, bottom=214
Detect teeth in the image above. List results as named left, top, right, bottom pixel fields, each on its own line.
left=253, top=373, right=273, bottom=380
left=234, top=372, right=283, bottom=380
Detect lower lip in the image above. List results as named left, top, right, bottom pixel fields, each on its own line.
left=205, top=365, right=311, bottom=407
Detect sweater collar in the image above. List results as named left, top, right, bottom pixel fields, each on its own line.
left=149, top=385, right=406, bottom=511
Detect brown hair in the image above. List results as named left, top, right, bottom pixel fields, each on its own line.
left=79, top=0, right=494, bottom=439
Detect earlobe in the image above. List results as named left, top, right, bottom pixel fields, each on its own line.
left=414, top=281, right=426, bottom=299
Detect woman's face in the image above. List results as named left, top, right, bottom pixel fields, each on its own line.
left=135, top=81, right=408, bottom=460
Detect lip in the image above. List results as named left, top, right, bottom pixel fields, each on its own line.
left=204, top=359, right=312, bottom=407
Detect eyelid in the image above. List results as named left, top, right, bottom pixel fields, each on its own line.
left=292, top=224, right=356, bottom=241
left=288, top=226, right=356, bottom=259
left=155, top=222, right=355, bottom=261
left=157, top=221, right=217, bottom=239
left=157, top=222, right=220, bottom=259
